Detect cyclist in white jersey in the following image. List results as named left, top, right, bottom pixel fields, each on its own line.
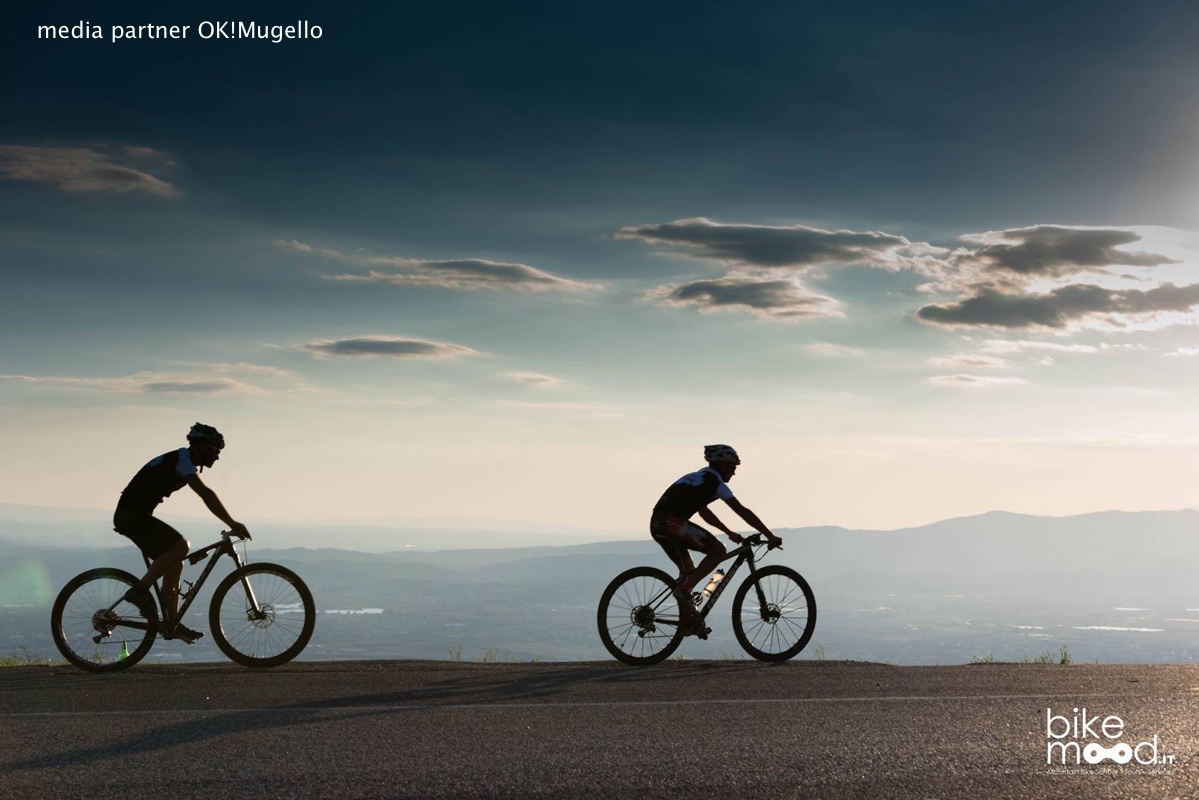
left=650, top=444, right=782, bottom=633
left=113, top=423, right=250, bottom=643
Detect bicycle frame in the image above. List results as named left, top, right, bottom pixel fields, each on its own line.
left=647, top=535, right=774, bottom=629
left=109, top=532, right=261, bottom=625
left=693, top=537, right=769, bottom=620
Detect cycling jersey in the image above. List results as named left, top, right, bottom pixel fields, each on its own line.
left=651, top=467, right=735, bottom=519
left=115, top=448, right=197, bottom=516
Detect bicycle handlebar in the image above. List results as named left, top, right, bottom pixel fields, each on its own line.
left=184, top=529, right=250, bottom=566
left=742, top=532, right=783, bottom=551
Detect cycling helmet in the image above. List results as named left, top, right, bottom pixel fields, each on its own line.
left=703, top=444, right=740, bottom=465
left=187, top=422, right=225, bottom=450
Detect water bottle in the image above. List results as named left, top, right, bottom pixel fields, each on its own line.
left=702, top=569, right=725, bottom=598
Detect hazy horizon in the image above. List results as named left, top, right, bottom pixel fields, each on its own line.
left=12, top=497, right=1199, bottom=526
left=6, top=502, right=1199, bottom=553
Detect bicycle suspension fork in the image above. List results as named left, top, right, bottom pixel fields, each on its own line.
left=746, top=552, right=770, bottom=612
left=227, top=541, right=264, bottom=614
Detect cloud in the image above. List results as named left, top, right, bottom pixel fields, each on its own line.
left=954, top=226, right=1179, bottom=288
left=278, top=240, right=600, bottom=292
left=140, top=381, right=243, bottom=393
left=330, top=261, right=599, bottom=292
left=913, top=225, right=1193, bottom=331
left=978, top=339, right=1101, bottom=355
left=506, top=372, right=563, bottom=387
left=925, top=374, right=1029, bottom=388
left=297, top=336, right=478, bottom=359
left=648, top=275, right=843, bottom=320
left=804, top=343, right=864, bottom=358
left=0, top=373, right=257, bottom=394
left=917, top=283, right=1199, bottom=330
left=121, top=146, right=168, bottom=159
left=199, top=362, right=294, bottom=378
left=0, top=361, right=300, bottom=395
left=1164, top=347, right=1199, bottom=358
left=616, top=217, right=943, bottom=272
left=926, top=355, right=1011, bottom=369
left=620, top=219, right=1195, bottom=332
left=275, top=240, right=332, bottom=257
left=0, top=145, right=180, bottom=196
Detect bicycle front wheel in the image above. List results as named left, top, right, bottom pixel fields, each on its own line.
left=209, top=563, right=315, bottom=668
left=50, top=568, right=157, bottom=672
left=597, top=566, right=687, bottom=665
left=731, top=565, right=816, bottom=662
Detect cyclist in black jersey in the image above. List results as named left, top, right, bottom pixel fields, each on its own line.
left=650, top=444, right=782, bottom=634
left=113, top=423, right=250, bottom=643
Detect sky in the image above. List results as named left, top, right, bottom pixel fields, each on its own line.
left=4, top=1, right=1199, bottom=533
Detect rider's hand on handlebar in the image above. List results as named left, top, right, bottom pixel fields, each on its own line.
left=766, top=534, right=783, bottom=550
left=727, top=532, right=744, bottom=544
left=228, top=521, right=251, bottom=541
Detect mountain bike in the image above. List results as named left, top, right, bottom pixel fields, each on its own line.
left=597, top=533, right=815, bottom=665
left=50, top=529, right=315, bottom=672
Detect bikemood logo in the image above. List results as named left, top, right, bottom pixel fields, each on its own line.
left=1046, top=708, right=1175, bottom=773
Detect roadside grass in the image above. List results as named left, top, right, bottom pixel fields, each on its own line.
left=0, top=645, right=66, bottom=667
left=446, top=645, right=556, bottom=664
left=971, top=646, right=1073, bottom=665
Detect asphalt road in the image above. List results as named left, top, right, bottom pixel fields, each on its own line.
left=2, top=660, right=1198, bottom=799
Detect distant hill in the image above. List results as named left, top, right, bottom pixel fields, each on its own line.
left=779, top=508, right=1199, bottom=600
left=7, top=505, right=1199, bottom=593
left=8, top=507, right=1199, bottom=665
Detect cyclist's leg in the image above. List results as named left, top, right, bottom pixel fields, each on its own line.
left=673, top=521, right=726, bottom=593
left=650, top=515, right=695, bottom=581
left=652, top=515, right=725, bottom=593
left=160, top=556, right=186, bottom=619
left=114, top=512, right=189, bottom=602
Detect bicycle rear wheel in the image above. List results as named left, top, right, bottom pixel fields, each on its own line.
left=209, top=563, right=315, bottom=668
left=731, top=565, right=816, bottom=662
left=597, top=566, right=687, bottom=665
left=50, top=568, right=157, bottom=672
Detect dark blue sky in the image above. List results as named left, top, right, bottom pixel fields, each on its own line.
left=7, top=0, right=1199, bottom=240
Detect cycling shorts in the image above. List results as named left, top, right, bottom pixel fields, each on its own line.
left=113, top=510, right=183, bottom=560
left=650, top=513, right=717, bottom=572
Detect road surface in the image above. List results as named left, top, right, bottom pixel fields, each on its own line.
left=2, top=660, right=1197, bottom=798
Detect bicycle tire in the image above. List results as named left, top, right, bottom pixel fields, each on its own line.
left=50, top=568, right=157, bottom=672
left=731, top=565, right=816, bottom=662
left=597, top=566, right=687, bottom=665
left=209, top=563, right=315, bottom=668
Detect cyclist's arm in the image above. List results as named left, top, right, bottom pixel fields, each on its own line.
left=185, top=474, right=250, bottom=537
left=697, top=507, right=742, bottom=542
left=722, top=497, right=781, bottom=546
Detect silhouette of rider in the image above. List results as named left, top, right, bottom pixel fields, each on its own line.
left=650, top=444, right=782, bottom=634
left=113, top=423, right=250, bottom=643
